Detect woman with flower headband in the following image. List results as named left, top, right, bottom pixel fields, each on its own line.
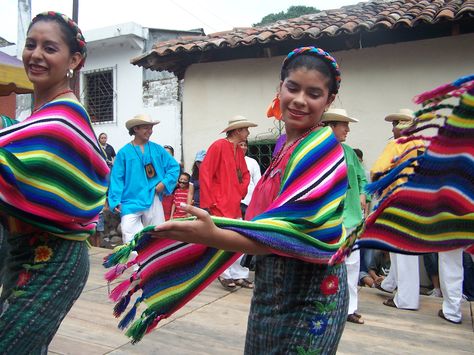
left=0, top=11, right=108, bottom=352
left=104, top=47, right=348, bottom=353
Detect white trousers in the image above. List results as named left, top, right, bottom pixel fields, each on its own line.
left=439, top=249, right=463, bottom=322
left=220, top=255, right=249, bottom=280
left=346, top=249, right=360, bottom=315
left=121, top=195, right=165, bottom=243
left=381, top=253, right=419, bottom=309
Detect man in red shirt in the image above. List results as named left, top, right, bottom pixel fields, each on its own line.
left=200, top=116, right=257, bottom=290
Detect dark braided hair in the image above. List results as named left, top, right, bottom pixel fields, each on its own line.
left=29, top=11, right=87, bottom=70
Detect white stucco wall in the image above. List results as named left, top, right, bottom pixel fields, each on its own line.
left=82, top=32, right=182, bottom=162
left=181, top=33, right=473, bottom=171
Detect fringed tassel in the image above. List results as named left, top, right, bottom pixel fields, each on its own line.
left=104, top=263, right=132, bottom=282
left=371, top=178, right=411, bottom=211
left=413, top=83, right=456, bottom=105
left=413, top=75, right=474, bottom=105
left=109, top=277, right=133, bottom=302
left=103, top=228, right=149, bottom=268
left=103, top=243, right=134, bottom=268
left=126, top=311, right=158, bottom=344
left=365, top=158, right=418, bottom=197
left=118, top=297, right=143, bottom=330
left=113, top=293, right=131, bottom=318
left=396, top=135, right=433, bottom=145
left=392, top=146, right=425, bottom=164
left=113, top=284, right=142, bottom=318
left=401, top=123, right=441, bottom=137
left=146, top=314, right=165, bottom=334
left=329, top=223, right=364, bottom=266
left=453, top=74, right=474, bottom=87
left=414, top=104, right=455, bottom=117
left=416, top=113, right=445, bottom=121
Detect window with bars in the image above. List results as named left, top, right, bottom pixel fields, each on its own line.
left=82, top=68, right=115, bottom=123
left=248, top=140, right=276, bottom=174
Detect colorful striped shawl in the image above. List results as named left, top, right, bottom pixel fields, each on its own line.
left=331, top=75, right=474, bottom=264
left=103, top=126, right=348, bottom=343
left=0, top=99, right=109, bottom=241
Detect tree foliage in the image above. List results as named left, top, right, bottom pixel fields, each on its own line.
left=254, top=5, right=320, bottom=26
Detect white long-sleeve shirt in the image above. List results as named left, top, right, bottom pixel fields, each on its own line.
left=241, top=156, right=262, bottom=206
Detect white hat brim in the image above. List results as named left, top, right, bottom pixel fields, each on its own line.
left=221, top=122, right=258, bottom=133
left=126, top=119, right=160, bottom=130
left=322, top=112, right=359, bottom=123
left=384, top=114, right=413, bottom=122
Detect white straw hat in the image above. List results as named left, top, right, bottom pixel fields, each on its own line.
left=321, top=108, right=359, bottom=123
left=221, top=115, right=258, bottom=133
left=384, top=108, right=414, bottom=122
left=125, top=114, right=160, bottom=130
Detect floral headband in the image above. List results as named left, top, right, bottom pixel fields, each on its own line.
left=31, top=11, right=87, bottom=70
left=281, top=46, right=341, bottom=94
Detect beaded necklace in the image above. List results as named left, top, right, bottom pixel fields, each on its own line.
left=266, top=126, right=317, bottom=177
left=33, top=89, right=74, bottom=113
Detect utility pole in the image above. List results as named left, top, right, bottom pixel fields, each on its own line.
left=16, top=0, right=32, bottom=120
left=72, top=0, right=80, bottom=97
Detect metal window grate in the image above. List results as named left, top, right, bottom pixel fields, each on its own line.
left=248, top=140, right=276, bottom=174
left=83, top=68, right=115, bottom=123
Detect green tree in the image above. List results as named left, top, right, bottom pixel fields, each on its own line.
left=254, top=5, right=320, bottom=26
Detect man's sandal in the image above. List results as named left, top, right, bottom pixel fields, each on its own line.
left=218, top=277, right=237, bottom=291
left=235, top=278, right=254, bottom=289
left=383, top=298, right=397, bottom=308
left=347, top=313, right=364, bottom=324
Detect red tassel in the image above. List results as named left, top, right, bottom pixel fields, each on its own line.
left=146, top=314, right=164, bottom=334
left=104, top=264, right=128, bottom=282
left=109, top=278, right=131, bottom=302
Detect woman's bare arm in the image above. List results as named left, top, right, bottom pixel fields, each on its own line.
left=152, top=203, right=270, bottom=255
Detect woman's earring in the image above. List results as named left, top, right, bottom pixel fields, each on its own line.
left=66, top=69, right=74, bottom=79
left=266, top=93, right=282, bottom=120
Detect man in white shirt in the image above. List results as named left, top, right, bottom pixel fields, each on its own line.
left=239, top=140, right=262, bottom=219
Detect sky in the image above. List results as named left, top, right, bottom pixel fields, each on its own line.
left=0, top=0, right=365, bottom=44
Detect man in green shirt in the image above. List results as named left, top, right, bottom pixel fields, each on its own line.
left=323, top=108, right=367, bottom=324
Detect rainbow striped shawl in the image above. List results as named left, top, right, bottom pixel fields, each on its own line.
left=103, top=126, right=348, bottom=343
left=0, top=99, right=109, bottom=240
left=331, top=75, right=474, bottom=264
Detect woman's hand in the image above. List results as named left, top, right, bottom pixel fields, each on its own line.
left=152, top=203, right=270, bottom=255
left=152, top=203, right=217, bottom=242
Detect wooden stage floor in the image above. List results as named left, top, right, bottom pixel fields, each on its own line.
left=49, top=247, right=473, bottom=354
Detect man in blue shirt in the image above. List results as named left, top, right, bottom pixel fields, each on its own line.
left=108, top=114, right=180, bottom=245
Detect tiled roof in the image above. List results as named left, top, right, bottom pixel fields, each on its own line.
left=133, top=0, right=474, bottom=76
left=0, top=36, right=14, bottom=47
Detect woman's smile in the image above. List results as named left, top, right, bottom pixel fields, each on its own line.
left=288, top=108, right=309, bottom=119
left=27, top=63, right=48, bottom=75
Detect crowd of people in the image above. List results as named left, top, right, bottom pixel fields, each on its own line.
left=0, top=9, right=472, bottom=354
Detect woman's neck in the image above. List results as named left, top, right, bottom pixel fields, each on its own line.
left=33, top=83, right=72, bottom=109
left=285, top=126, right=319, bottom=147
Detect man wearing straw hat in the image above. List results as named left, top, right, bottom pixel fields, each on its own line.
left=322, top=108, right=368, bottom=324
left=108, top=114, right=180, bottom=246
left=371, top=108, right=424, bottom=310
left=200, top=115, right=258, bottom=290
